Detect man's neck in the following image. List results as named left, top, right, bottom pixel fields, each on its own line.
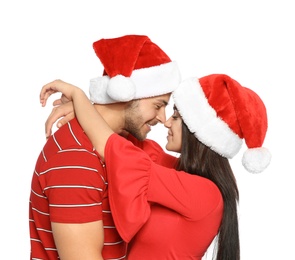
left=93, top=103, right=126, bottom=134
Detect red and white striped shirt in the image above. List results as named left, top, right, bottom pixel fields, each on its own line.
left=29, top=119, right=126, bottom=260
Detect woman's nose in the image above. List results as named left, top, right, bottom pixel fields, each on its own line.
left=164, top=116, right=172, bottom=128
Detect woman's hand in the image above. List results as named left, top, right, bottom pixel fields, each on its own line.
left=40, top=79, right=78, bottom=107
left=45, top=101, right=75, bottom=138
left=40, top=79, right=81, bottom=137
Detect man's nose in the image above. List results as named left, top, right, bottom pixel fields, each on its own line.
left=156, top=108, right=166, bottom=123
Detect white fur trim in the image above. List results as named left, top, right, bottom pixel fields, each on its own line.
left=89, top=76, right=116, bottom=104
left=172, top=77, right=243, bottom=158
left=108, top=75, right=136, bottom=101
left=242, top=147, right=271, bottom=173
left=89, top=61, right=181, bottom=104
left=131, top=61, right=181, bottom=98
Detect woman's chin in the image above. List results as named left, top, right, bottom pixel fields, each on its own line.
left=165, top=143, right=173, bottom=152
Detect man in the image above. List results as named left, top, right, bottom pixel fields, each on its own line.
left=29, top=35, right=181, bottom=260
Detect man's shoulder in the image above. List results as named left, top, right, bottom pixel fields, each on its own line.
left=53, top=118, right=92, bottom=148
left=39, top=118, right=96, bottom=163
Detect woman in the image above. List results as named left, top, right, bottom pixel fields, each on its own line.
left=40, top=74, right=271, bottom=259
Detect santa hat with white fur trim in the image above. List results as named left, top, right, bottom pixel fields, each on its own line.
left=89, top=35, right=181, bottom=104
left=173, top=74, right=271, bottom=173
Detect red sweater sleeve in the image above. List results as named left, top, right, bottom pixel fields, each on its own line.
left=105, top=134, right=152, bottom=242
left=105, top=134, right=223, bottom=242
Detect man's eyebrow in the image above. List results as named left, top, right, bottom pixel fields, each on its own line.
left=158, top=99, right=168, bottom=106
left=154, top=97, right=169, bottom=106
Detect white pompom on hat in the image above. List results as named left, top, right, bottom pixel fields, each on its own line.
left=172, top=74, right=271, bottom=173
left=89, top=35, right=181, bottom=104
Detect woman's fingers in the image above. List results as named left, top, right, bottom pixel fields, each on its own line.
left=40, top=80, right=60, bottom=107
left=45, top=102, right=75, bottom=138
left=40, top=79, right=80, bottom=138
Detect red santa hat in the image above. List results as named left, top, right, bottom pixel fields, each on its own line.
left=172, top=74, right=271, bottom=173
left=89, top=35, right=181, bottom=104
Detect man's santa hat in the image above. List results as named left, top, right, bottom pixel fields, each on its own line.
left=173, top=74, right=271, bottom=173
left=89, top=35, right=181, bottom=104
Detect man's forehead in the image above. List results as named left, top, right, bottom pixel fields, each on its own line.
left=154, top=93, right=171, bottom=104
left=138, top=92, right=171, bottom=105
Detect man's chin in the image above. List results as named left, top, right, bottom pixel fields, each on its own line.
left=137, top=134, right=148, bottom=141
left=127, top=130, right=147, bottom=141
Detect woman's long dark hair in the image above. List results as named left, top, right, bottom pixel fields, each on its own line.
left=175, top=122, right=240, bottom=260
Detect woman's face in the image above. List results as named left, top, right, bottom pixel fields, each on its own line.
left=164, top=107, right=182, bottom=153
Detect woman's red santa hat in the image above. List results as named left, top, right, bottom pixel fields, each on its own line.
left=173, top=74, right=271, bottom=173
left=89, top=35, right=181, bottom=104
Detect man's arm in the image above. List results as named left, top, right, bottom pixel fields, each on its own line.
left=52, top=221, right=104, bottom=260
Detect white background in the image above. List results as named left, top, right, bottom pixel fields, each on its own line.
left=1, top=1, right=294, bottom=259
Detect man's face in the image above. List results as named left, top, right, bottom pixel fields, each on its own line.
left=124, top=93, right=171, bottom=140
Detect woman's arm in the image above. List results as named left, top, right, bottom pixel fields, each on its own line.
left=40, top=79, right=114, bottom=158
